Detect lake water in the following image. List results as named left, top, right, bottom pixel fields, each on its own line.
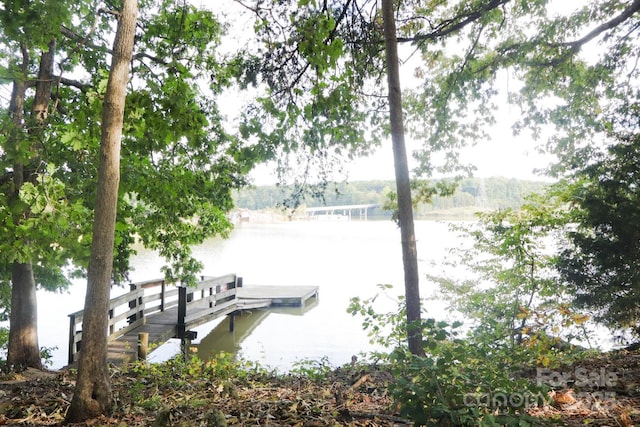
left=38, top=219, right=464, bottom=370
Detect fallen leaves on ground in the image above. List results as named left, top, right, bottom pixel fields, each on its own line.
left=0, top=349, right=639, bottom=426
left=0, top=361, right=407, bottom=426
left=528, top=348, right=640, bottom=426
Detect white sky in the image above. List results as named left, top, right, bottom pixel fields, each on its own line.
left=345, top=73, right=555, bottom=183
left=346, top=137, right=553, bottom=182
left=249, top=119, right=555, bottom=185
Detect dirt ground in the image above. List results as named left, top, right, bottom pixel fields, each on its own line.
left=0, top=349, right=638, bottom=426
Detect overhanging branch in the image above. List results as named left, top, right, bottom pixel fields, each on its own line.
left=56, top=76, right=90, bottom=92
left=397, top=0, right=511, bottom=44
left=553, top=0, right=640, bottom=49
left=398, top=0, right=640, bottom=55
left=61, top=24, right=169, bottom=70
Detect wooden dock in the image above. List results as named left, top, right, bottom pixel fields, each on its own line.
left=67, top=275, right=318, bottom=365
left=237, top=285, right=319, bottom=308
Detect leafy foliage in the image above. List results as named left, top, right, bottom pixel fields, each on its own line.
left=225, top=2, right=632, bottom=204
left=480, top=1, right=639, bottom=178
left=557, top=133, right=640, bottom=336
left=0, top=348, right=639, bottom=425
left=348, top=192, right=598, bottom=425
left=234, top=0, right=495, bottom=201
left=0, top=0, right=95, bottom=294
left=432, top=192, right=596, bottom=354
left=0, top=1, right=265, bottom=294
left=290, top=356, right=334, bottom=382
left=383, top=179, right=458, bottom=224
left=349, top=293, right=552, bottom=426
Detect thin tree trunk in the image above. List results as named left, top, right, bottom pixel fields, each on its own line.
left=381, top=0, right=424, bottom=356
left=65, top=0, right=137, bottom=422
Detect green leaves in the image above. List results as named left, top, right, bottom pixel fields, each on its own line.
left=350, top=290, right=551, bottom=425
left=0, top=165, right=92, bottom=287
left=0, top=0, right=267, bottom=294
left=235, top=1, right=384, bottom=195
left=557, top=133, right=640, bottom=334
left=297, top=13, right=343, bottom=74
left=433, top=193, right=578, bottom=340
left=0, top=0, right=72, bottom=48
left=19, top=182, right=48, bottom=214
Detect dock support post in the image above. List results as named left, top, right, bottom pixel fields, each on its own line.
left=180, top=331, right=197, bottom=360
left=128, top=283, right=136, bottom=323
left=229, top=313, right=235, bottom=332
left=177, top=286, right=198, bottom=360
left=138, top=332, right=149, bottom=362
left=177, top=286, right=186, bottom=338
left=108, top=308, right=114, bottom=335
left=181, top=338, right=191, bottom=360
left=160, top=280, right=166, bottom=311
left=68, top=314, right=76, bottom=365
left=128, top=282, right=143, bottom=324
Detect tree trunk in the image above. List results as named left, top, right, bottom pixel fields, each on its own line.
left=7, top=263, right=41, bottom=369
left=33, top=40, right=56, bottom=126
left=7, top=44, right=44, bottom=370
left=381, top=0, right=424, bottom=356
left=65, top=0, right=137, bottom=422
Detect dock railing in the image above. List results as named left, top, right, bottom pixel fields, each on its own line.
left=68, top=274, right=241, bottom=365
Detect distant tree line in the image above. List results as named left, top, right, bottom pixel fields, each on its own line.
left=423, top=177, right=548, bottom=214
left=233, top=177, right=548, bottom=218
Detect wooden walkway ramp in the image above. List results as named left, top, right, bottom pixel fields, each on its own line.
left=67, top=275, right=318, bottom=365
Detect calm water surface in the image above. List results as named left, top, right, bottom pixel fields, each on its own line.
left=39, top=220, right=464, bottom=370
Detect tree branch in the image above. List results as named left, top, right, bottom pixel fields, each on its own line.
left=397, top=0, right=511, bottom=44
left=56, top=76, right=90, bottom=92
left=132, top=51, right=169, bottom=66
left=233, top=0, right=260, bottom=14
left=60, top=25, right=112, bottom=56
left=399, top=0, right=640, bottom=52
left=493, top=1, right=640, bottom=69
left=274, top=0, right=353, bottom=96
left=61, top=22, right=169, bottom=69
left=553, top=0, right=640, bottom=50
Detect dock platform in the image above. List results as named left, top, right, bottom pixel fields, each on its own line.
left=237, top=285, right=318, bottom=307
left=67, top=276, right=319, bottom=365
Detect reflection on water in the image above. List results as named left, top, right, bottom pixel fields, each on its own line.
left=198, top=310, right=271, bottom=356
left=196, top=298, right=319, bottom=359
